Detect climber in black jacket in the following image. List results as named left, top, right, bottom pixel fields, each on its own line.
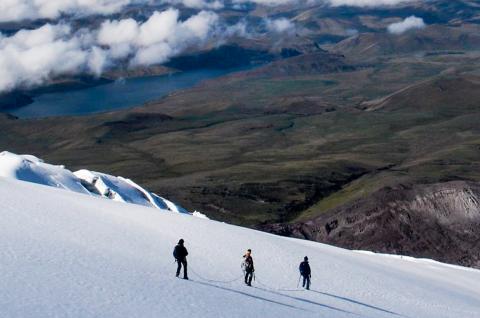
left=299, top=256, right=311, bottom=290
left=173, top=239, right=189, bottom=279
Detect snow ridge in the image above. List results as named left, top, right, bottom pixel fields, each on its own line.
left=0, top=151, right=202, bottom=217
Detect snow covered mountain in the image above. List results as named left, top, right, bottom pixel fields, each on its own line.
left=1, top=168, right=480, bottom=317
left=0, top=151, right=205, bottom=218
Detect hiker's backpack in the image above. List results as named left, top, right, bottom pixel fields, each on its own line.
left=242, top=256, right=254, bottom=271
left=299, top=262, right=305, bottom=274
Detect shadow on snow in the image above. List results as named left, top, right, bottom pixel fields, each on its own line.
left=310, top=290, right=404, bottom=317
left=189, top=279, right=310, bottom=312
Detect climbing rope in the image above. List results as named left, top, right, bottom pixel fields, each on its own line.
left=255, top=277, right=306, bottom=292
left=189, top=264, right=245, bottom=284
left=189, top=263, right=305, bottom=292
left=182, top=248, right=307, bottom=292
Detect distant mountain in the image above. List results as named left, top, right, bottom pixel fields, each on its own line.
left=242, top=50, right=354, bottom=77
left=359, top=75, right=480, bottom=112
left=265, top=181, right=480, bottom=268
left=333, top=24, right=480, bottom=59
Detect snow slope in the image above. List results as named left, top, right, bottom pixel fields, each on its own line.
left=1, top=178, right=479, bottom=318
left=74, top=169, right=190, bottom=214
left=0, top=151, right=197, bottom=216
left=0, top=151, right=90, bottom=194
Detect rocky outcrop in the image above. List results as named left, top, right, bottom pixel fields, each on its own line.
left=264, top=181, right=480, bottom=268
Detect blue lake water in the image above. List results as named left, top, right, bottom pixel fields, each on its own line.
left=10, top=69, right=237, bottom=118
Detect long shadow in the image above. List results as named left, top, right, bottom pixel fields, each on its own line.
left=188, top=279, right=309, bottom=312
left=252, top=286, right=359, bottom=316
left=310, top=290, right=404, bottom=317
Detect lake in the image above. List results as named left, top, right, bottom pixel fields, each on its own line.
left=10, top=68, right=239, bottom=118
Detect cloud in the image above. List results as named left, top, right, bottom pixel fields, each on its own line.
left=0, top=0, right=132, bottom=22
left=233, top=0, right=417, bottom=7
left=0, top=24, right=101, bottom=92
left=265, top=18, right=295, bottom=34
left=161, top=0, right=224, bottom=9
left=326, top=0, right=415, bottom=6
left=0, top=0, right=423, bottom=23
left=98, top=8, right=219, bottom=66
left=387, top=16, right=426, bottom=34
left=0, top=0, right=223, bottom=23
left=0, top=1, right=428, bottom=92
left=0, top=9, right=221, bottom=92
left=234, top=0, right=294, bottom=5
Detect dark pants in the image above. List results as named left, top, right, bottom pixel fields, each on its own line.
left=302, top=275, right=310, bottom=290
left=245, top=270, right=253, bottom=285
left=176, top=259, right=188, bottom=278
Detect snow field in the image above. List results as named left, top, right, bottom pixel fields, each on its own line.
left=0, top=178, right=479, bottom=317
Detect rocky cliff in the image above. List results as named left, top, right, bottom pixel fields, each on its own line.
left=265, top=181, right=480, bottom=268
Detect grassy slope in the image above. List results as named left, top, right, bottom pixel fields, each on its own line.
left=2, top=51, right=480, bottom=227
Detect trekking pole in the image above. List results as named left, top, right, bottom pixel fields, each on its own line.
left=297, top=275, right=301, bottom=288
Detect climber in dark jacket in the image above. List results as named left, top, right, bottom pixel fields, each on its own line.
left=174, top=239, right=189, bottom=279
left=299, top=256, right=311, bottom=290
left=242, top=249, right=255, bottom=286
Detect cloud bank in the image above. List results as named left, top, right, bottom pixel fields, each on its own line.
left=162, top=0, right=224, bottom=9
left=327, top=0, right=415, bottom=7
left=233, top=0, right=417, bottom=7
left=0, top=9, right=222, bottom=92
left=0, top=0, right=133, bottom=22
left=0, top=0, right=423, bottom=23
left=0, top=24, right=100, bottom=92
left=0, top=5, right=302, bottom=93
left=388, top=15, right=426, bottom=34
left=0, top=0, right=427, bottom=92
left=97, top=8, right=219, bottom=66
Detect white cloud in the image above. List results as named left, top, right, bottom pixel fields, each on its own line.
left=161, top=0, right=224, bottom=9
left=223, top=21, right=249, bottom=37
left=88, top=46, right=109, bottom=75
left=0, top=24, right=97, bottom=92
left=98, top=9, right=219, bottom=66
left=234, top=0, right=417, bottom=7
left=0, top=0, right=132, bottom=22
left=0, top=0, right=224, bottom=23
left=265, top=18, right=295, bottom=34
left=0, top=0, right=429, bottom=92
left=0, top=0, right=424, bottom=23
left=327, top=0, right=415, bottom=6
left=234, top=0, right=293, bottom=5
left=388, top=16, right=426, bottom=34
left=0, top=9, right=222, bottom=92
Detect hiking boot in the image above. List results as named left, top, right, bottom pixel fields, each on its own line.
left=183, top=277, right=189, bottom=280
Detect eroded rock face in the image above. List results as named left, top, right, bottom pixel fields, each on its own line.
left=265, top=181, right=480, bottom=268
